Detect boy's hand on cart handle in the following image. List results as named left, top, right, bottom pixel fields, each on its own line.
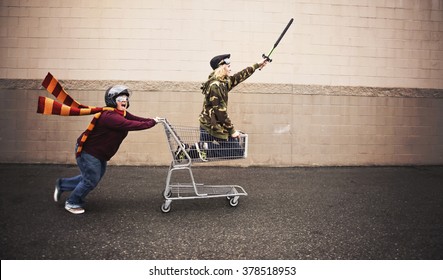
left=231, top=130, right=241, bottom=138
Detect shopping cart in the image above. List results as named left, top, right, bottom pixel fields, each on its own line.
left=157, top=118, right=248, bottom=213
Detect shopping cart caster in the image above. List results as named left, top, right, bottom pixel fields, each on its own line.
left=163, top=189, right=172, bottom=199
left=228, top=196, right=239, bottom=207
left=161, top=200, right=172, bottom=213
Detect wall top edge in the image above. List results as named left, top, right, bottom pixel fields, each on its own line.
left=1, top=78, right=442, bottom=98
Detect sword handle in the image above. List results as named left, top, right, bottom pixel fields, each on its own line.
left=259, top=54, right=271, bottom=71
left=262, top=53, right=272, bottom=63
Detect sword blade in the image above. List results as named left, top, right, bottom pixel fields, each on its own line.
left=274, top=18, right=294, bottom=49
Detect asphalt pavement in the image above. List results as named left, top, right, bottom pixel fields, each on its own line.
left=1, top=164, right=442, bottom=260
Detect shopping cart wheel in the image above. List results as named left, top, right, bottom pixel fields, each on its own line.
left=161, top=201, right=172, bottom=213
left=163, top=189, right=172, bottom=199
left=228, top=196, right=239, bottom=207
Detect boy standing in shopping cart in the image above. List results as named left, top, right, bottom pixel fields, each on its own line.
left=198, top=54, right=268, bottom=159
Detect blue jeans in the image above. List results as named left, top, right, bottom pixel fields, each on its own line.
left=59, top=148, right=107, bottom=207
left=200, top=128, right=244, bottom=159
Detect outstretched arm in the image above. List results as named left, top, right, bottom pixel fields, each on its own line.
left=101, top=111, right=157, bottom=131
left=227, top=58, right=268, bottom=90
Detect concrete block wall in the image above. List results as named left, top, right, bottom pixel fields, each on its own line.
left=291, top=94, right=443, bottom=166
left=1, top=81, right=442, bottom=166
left=1, top=0, right=442, bottom=166
left=2, top=0, right=442, bottom=87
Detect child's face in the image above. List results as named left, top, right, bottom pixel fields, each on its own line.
left=224, top=63, right=231, bottom=76
left=116, top=95, right=128, bottom=110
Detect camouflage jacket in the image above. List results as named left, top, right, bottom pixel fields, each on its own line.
left=199, top=63, right=260, bottom=140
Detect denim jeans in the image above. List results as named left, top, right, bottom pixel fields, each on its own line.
left=59, top=148, right=107, bottom=208
left=200, top=128, right=244, bottom=159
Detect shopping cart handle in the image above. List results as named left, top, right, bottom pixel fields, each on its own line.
left=154, top=117, right=167, bottom=123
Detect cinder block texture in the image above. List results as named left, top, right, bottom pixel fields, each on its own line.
left=1, top=1, right=442, bottom=88
left=1, top=1, right=442, bottom=166
left=1, top=80, right=442, bottom=166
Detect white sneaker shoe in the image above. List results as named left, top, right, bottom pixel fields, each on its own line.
left=54, top=179, right=62, bottom=202
left=195, top=142, right=208, bottom=161
left=65, top=203, right=85, bottom=215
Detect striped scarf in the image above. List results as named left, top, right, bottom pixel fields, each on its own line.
left=37, top=72, right=124, bottom=157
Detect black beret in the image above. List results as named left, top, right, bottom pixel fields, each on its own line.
left=210, top=54, right=231, bottom=70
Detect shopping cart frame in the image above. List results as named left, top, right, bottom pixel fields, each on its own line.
left=157, top=118, right=248, bottom=213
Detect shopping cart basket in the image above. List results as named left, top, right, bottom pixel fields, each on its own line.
left=157, top=118, right=248, bottom=213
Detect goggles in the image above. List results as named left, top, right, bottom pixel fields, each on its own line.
left=219, top=58, right=230, bottom=66
left=116, top=95, right=128, bottom=102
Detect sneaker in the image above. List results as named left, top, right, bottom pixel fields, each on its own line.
left=174, top=144, right=189, bottom=163
left=195, top=142, right=208, bottom=161
left=54, top=179, right=62, bottom=202
left=65, top=203, right=85, bottom=215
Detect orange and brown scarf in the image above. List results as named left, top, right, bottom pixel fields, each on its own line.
left=37, top=72, right=123, bottom=157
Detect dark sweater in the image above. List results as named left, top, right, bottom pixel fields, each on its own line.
left=77, top=110, right=156, bottom=161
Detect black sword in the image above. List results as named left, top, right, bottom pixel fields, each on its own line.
left=262, top=18, right=294, bottom=63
